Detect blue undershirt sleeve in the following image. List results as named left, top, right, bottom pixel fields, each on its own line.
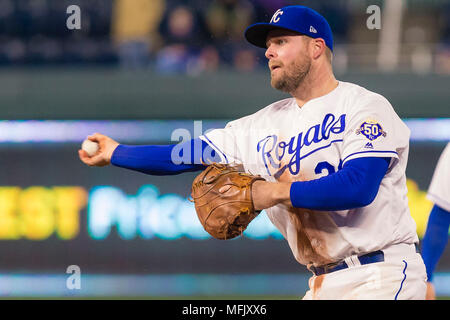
left=289, top=157, right=390, bottom=210
left=110, top=138, right=220, bottom=175
left=421, top=204, right=450, bottom=282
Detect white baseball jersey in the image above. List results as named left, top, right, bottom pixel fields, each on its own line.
left=427, top=143, right=450, bottom=212
left=200, top=80, right=419, bottom=269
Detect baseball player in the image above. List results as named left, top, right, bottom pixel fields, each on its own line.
left=79, top=5, right=427, bottom=299
left=421, top=143, right=450, bottom=300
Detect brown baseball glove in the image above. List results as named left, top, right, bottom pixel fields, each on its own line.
left=190, top=163, right=265, bottom=240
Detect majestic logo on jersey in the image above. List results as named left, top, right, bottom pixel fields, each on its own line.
left=355, top=119, right=386, bottom=141
left=257, top=113, right=346, bottom=178
left=270, top=9, right=284, bottom=23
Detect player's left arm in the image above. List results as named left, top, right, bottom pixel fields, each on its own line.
left=253, top=93, right=407, bottom=211
left=252, top=156, right=390, bottom=211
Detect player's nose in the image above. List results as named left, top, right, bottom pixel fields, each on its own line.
left=265, top=44, right=277, bottom=60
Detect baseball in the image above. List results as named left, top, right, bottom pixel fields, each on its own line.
left=81, top=139, right=99, bottom=157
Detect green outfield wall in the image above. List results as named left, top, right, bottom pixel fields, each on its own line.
left=0, top=68, right=448, bottom=120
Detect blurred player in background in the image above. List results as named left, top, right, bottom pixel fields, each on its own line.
left=421, top=143, right=450, bottom=300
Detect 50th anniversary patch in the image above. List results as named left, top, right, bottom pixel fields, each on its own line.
left=356, top=120, right=387, bottom=141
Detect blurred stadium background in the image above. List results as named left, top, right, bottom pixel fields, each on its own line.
left=0, top=0, right=449, bottom=299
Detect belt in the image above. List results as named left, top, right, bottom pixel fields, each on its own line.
left=310, top=250, right=385, bottom=276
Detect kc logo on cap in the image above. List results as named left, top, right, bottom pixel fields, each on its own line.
left=270, top=9, right=284, bottom=23
left=245, top=5, right=334, bottom=51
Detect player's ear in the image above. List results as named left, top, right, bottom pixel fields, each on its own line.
left=311, top=38, right=326, bottom=61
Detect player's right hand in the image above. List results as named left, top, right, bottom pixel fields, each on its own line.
left=425, top=282, right=436, bottom=300
left=78, top=133, right=119, bottom=167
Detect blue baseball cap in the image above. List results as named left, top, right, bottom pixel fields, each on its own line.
left=245, top=5, right=333, bottom=52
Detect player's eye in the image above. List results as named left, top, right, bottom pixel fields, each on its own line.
left=266, top=38, right=287, bottom=48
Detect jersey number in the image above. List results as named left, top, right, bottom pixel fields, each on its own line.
left=314, top=160, right=343, bottom=176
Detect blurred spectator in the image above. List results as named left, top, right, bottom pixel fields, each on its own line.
left=434, top=46, right=450, bottom=74
left=204, top=0, right=255, bottom=44
left=233, top=47, right=257, bottom=72
left=160, top=5, right=199, bottom=46
left=155, top=44, right=192, bottom=73
left=0, top=39, right=26, bottom=64
left=156, top=4, right=215, bottom=74
left=197, top=45, right=220, bottom=72
left=156, top=5, right=197, bottom=74
left=111, top=0, right=165, bottom=69
left=202, top=0, right=263, bottom=69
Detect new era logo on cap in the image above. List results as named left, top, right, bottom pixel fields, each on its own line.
left=309, top=26, right=317, bottom=33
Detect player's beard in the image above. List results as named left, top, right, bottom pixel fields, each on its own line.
left=270, top=55, right=312, bottom=94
